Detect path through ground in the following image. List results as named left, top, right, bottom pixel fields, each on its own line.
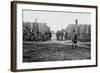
left=24, top=40, right=91, bottom=48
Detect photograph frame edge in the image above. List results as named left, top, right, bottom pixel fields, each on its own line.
left=11, top=1, right=17, bottom=72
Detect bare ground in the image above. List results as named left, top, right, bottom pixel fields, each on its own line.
left=23, top=41, right=91, bottom=62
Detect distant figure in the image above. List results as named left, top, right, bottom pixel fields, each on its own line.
left=65, top=32, right=68, bottom=40
left=49, top=31, right=52, bottom=40
left=72, top=30, right=77, bottom=49
left=61, top=32, right=64, bottom=40
left=56, top=31, right=60, bottom=40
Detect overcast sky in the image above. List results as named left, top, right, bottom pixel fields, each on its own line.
left=23, top=10, right=91, bottom=32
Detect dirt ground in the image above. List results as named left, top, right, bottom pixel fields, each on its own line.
left=23, top=40, right=91, bottom=62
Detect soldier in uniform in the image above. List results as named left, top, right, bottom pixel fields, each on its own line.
left=65, top=31, right=68, bottom=40
left=72, top=30, right=77, bottom=49
left=56, top=31, right=60, bottom=40
left=61, top=31, right=64, bottom=40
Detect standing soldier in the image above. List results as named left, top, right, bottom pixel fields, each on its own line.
left=72, top=30, right=77, bottom=49
left=61, top=31, right=64, bottom=40
left=56, top=31, right=60, bottom=40
left=65, top=31, right=68, bottom=40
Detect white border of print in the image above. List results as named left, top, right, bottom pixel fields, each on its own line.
left=17, top=3, right=96, bottom=69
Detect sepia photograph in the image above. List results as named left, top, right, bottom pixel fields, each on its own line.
left=23, top=10, right=91, bottom=62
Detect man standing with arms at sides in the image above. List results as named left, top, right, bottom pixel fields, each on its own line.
left=72, top=30, right=77, bottom=49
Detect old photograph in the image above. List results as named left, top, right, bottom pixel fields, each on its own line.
left=11, top=1, right=97, bottom=71
left=23, top=10, right=91, bottom=62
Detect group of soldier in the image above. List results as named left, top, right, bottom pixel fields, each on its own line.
left=55, top=30, right=77, bottom=49
left=56, top=31, right=68, bottom=40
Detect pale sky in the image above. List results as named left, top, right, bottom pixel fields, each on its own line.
left=23, top=10, right=91, bottom=32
